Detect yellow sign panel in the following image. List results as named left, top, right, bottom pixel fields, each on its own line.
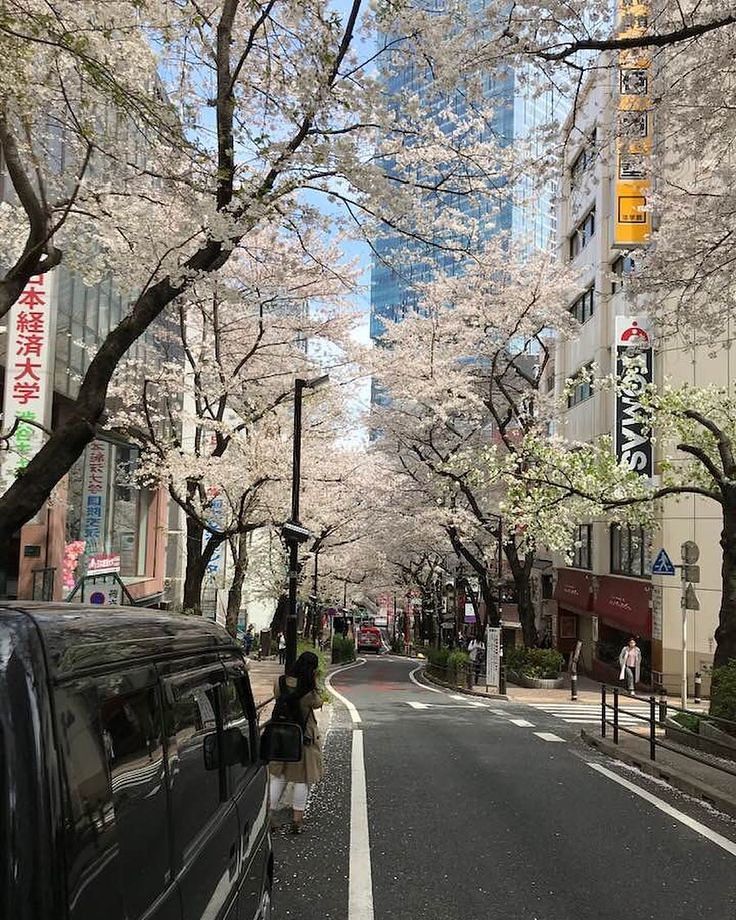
left=613, top=0, right=651, bottom=247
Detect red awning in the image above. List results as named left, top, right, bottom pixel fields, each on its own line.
left=594, top=575, right=652, bottom=638
left=554, top=569, right=594, bottom=615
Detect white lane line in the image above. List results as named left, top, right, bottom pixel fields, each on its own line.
left=325, top=660, right=366, bottom=724
left=509, top=718, right=535, bottom=727
left=408, top=665, right=448, bottom=695
left=349, top=730, right=375, bottom=920
left=450, top=694, right=467, bottom=701
left=588, top=763, right=736, bottom=858
left=534, top=732, right=565, bottom=742
left=406, top=701, right=432, bottom=710
left=489, top=708, right=507, bottom=716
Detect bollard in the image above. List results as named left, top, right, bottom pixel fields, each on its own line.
left=658, top=686, right=668, bottom=726
left=613, top=686, right=620, bottom=744
left=601, top=684, right=607, bottom=738
left=649, top=696, right=656, bottom=761
left=694, top=671, right=702, bottom=705
left=499, top=664, right=507, bottom=696
left=571, top=671, right=578, bottom=701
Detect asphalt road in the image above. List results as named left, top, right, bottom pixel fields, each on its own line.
left=273, top=656, right=736, bottom=920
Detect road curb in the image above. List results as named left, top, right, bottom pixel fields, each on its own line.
left=421, top=668, right=509, bottom=701
left=580, top=729, right=736, bottom=819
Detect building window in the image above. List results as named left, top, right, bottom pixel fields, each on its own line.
left=571, top=524, right=592, bottom=569
left=569, top=207, right=596, bottom=260
left=569, top=286, right=595, bottom=323
left=569, top=128, right=597, bottom=189
left=611, top=254, right=635, bottom=293
left=611, top=524, right=649, bottom=577
left=567, top=363, right=594, bottom=408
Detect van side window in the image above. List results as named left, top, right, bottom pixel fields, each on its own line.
left=221, top=667, right=257, bottom=790
left=99, top=686, right=170, bottom=919
left=55, top=686, right=124, bottom=919
left=165, top=670, right=224, bottom=861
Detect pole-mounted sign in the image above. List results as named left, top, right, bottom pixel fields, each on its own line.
left=615, top=316, right=653, bottom=479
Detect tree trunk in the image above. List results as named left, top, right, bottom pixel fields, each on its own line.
left=713, top=496, right=736, bottom=670
left=479, top=575, right=496, bottom=630
left=183, top=516, right=207, bottom=616
left=505, top=539, right=539, bottom=648
left=225, top=534, right=248, bottom=638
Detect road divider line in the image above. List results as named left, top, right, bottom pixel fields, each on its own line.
left=325, top=660, right=365, bottom=724
left=509, top=718, right=535, bottom=727
left=349, top=730, right=375, bottom=920
left=534, top=732, right=565, bottom=742
left=408, top=665, right=448, bottom=695
left=588, top=763, right=736, bottom=857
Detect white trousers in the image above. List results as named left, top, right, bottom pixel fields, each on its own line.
left=269, top=774, right=310, bottom=811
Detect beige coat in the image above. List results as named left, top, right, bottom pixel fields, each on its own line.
left=268, top=676, right=324, bottom=785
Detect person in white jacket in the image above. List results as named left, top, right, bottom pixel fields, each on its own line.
left=619, top=638, right=641, bottom=695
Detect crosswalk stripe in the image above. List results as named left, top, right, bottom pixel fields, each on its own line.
left=509, top=718, right=535, bottom=727
left=534, top=732, right=565, bottom=742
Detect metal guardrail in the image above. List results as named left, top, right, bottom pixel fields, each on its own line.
left=600, top=683, right=736, bottom=778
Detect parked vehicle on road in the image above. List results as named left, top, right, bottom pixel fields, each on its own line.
left=0, top=603, right=300, bottom=920
left=357, top=625, right=383, bottom=654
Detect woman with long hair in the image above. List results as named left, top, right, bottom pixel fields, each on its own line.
left=269, top=651, right=323, bottom=834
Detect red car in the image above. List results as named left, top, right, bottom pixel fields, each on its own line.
left=357, top=625, right=382, bottom=654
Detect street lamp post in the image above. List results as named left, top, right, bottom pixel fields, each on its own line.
left=283, top=374, right=329, bottom=670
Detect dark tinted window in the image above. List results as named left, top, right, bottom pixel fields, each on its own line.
left=221, top=666, right=257, bottom=790
left=165, top=669, right=223, bottom=860
left=99, top=686, right=170, bottom=919
left=55, top=685, right=124, bottom=919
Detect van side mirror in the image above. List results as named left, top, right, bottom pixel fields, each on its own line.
left=260, top=721, right=302, bottom=763
left=203, top=732, right=219, bottom=770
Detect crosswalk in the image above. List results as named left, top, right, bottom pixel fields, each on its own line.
left=527, top=701, right=652, bottom=727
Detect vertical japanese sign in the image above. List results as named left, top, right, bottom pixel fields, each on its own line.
left=486, top=626, right=501, bottom=690
left=615, top=316, right=653, bottom=478
left=80, top=440, right=111, bottom=553
left=613, top=0, right=652, bottom=247
left=204, top=494, right=225, bottom=576
left=1, top=273, right=57, bottom=494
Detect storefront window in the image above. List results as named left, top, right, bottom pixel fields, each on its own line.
left=610, top=524, right=650, bottom=577
left=65, top=440, right=153, bottom=588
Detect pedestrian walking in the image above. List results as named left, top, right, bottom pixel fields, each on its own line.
left=269, top=651, right=323, bottom=834
left=277, top=631, right=287, bottom=665
left=618, top=637, right=641, bottom=695
left=244, top=624, right=254, bottom=657
left=468, top=635, right=486, bottom=684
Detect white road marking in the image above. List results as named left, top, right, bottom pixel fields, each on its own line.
left=450, top=694, right=466, bottom=701
left=509, top=718, right=535, bottom=727
left=349, top=730, right=375, bottom=920
left=588, top=763, right=736, bottom=858
left=489, top=709, right=507, bottom=716
left=325, top=659, right=366, bottom=724
left=534, top=732, right=565, bottom=743
left=406, top=701, right=432, bottom=709
left=408, top=665, right=447, bottom=695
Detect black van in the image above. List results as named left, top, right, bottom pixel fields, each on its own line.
left=0, top=603, right=300, bottom=920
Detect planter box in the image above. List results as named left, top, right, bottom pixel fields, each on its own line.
left=664, top=717, right=736, bottom=762
left=514, top=673, right=565, bottom=690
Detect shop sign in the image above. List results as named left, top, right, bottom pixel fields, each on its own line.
left=554, top=569, right=593, bottom=613
left=87, top=552, right=121, bottom=575
left=595, top=575, right=652, bottom=637
left=80, top=440, right=111, bottom=552
left=651, top=586, right=663, bottom=641
left=204, top=495, right=225, bottom=576
left=0, top=274, right=57, bottom=495
left=486, top=626, right=501, bottom=689
left=615, top=316, right=653, bottom=479
left=613, top=0, right=652, bottom=247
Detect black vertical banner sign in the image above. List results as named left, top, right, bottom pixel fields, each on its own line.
left=615, top=316, right=653, bottom=478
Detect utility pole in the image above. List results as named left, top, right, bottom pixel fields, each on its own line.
left=283, top=374, right=328, bottom=670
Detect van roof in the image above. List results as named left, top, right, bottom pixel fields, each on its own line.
left=0, top=603, right=238, bottom=680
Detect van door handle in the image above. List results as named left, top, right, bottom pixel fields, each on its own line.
left=228, top=842, right=238, bottom=880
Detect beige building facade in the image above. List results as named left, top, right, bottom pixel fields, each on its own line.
left=552, top=65, right=724, bottom=695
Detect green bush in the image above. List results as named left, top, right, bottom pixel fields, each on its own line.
left=331, top=634, right=356, bottom=664
left=447, top=650, right=470, bottom=671
left=672, top=712, right=701, bottom=733
left=710, top=659, right=736, bottom=730
left=426, top=646, right=450, bottom=671
left=504, top=646, right=564, bottom=680
left=389, top=636, right=405, bottom=654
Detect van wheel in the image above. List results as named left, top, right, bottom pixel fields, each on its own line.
left=258, top=888, right=272, bottom=920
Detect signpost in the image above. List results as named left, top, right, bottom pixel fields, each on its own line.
left=679, top=541, right=701, bottom=708
left=486, top=626, right=501, bottom=692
